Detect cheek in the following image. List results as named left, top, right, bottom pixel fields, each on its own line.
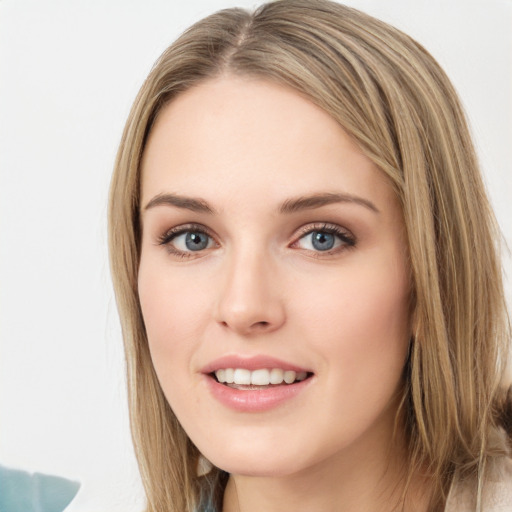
left=297, top=256, right=411, bottom=383
left=137, top=258, right=209, bottom=382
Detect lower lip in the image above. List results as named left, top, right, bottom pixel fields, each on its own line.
left=204, top=375, right=312, bottom=412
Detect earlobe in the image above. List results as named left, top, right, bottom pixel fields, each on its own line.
left=197, top=454, right=214, bottom=476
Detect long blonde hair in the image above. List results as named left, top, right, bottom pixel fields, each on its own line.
left=108, top=1, right=511, bottom=510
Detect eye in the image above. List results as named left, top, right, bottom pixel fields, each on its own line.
left=173, top=231, right=212, bottom=251
left=157, top=224, right=216, bottom=257
left=293, top=224, right=356, bottom=254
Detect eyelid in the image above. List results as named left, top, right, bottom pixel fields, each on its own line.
left=290, top=222, right=356, bottom=254
left=154, top=221, right=356, bottom=259
left=294, top=222, right=354, bottom=240
left=156, top=223, right=218, bottom=258
left=157, top=223, right=215, bottom=244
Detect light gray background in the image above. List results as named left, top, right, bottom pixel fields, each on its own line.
left=1, top=1, right=511, bottom=510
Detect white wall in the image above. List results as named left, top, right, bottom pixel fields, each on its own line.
left=0, top=1, right=510, bottom=510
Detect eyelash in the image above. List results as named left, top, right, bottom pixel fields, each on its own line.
left=292, top=223, right=356, bottom=257
left=156, top=222, right=356, bottom=259
left=157, top=223, right=216, bottom=259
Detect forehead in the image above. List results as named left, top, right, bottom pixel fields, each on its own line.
left=140, top=76, right=395, bottom=212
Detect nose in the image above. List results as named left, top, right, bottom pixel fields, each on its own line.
left=213, top=249, right=286, bottom=336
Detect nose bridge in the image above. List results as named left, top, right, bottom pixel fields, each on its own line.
left=215, top=242, right=285, bottom=334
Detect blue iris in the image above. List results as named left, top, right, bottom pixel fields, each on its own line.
left=311, top=231, right=335, bottom=251
left=185, top=232, right=209, bottom=251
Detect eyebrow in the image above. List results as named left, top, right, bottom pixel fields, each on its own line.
left=142, top=191, right=379, bottom=215
left=143, top=193, right=216, bottom=214
left=279, top=192, right=379, bottom=214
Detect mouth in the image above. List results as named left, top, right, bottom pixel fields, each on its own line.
left=210, top=368, right=314, bottom=390
left=202, top=355, right=314, bottom=411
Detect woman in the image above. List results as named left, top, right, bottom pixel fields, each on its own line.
left=108, top=1, right=512, bottom=510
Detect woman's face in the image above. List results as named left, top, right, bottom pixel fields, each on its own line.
left=138, top=76, right=411, bottom=477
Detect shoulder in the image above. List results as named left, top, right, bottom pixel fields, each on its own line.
left=0, top=465, right=80, bottom=512
left=445, top=455, right=512, bottom=511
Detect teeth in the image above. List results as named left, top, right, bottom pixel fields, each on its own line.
left=216, top=369, right=226, bottom=383
left=214, top=368, right=308, bottom=385
left=270, top=368, right=284, bottom=384
left=233, top=368, right=251, bottom=385
left=251, top=369, right=270, bottom=385
left=283, top=370, right=296, bottom=384
left=225, top=368, right=234, bottom=383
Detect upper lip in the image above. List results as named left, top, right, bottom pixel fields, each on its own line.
left=201, top=354, right=311, bottom=374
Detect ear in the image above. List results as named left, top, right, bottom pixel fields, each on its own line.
left=197, top=454, right=214, bottom=476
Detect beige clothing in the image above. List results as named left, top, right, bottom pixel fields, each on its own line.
left=445, top=456, right=512, bottom=511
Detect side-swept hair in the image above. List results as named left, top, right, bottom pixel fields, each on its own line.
left=108, top=1, right=511, bottom=510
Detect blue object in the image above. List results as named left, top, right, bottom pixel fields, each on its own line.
left=0, top=465, right=80, bottom=512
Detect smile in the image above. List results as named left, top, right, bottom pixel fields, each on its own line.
left=202, top=356, right=314, bottom=412
left=214, top=368, right=309, bottom=387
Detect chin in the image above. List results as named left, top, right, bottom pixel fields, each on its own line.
left=201, top=441, right=317, bottom=478
left=213, top=458, right=301, bottom=478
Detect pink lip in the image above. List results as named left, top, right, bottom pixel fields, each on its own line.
left=204, top=375, right=312, bottom=412
left=201, top=354, right=313, bottom=413
left=201, top=354, right=310, bottom=373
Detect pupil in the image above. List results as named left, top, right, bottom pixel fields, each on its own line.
left=185, top=232, right=208, bottom=251
left=312, top=231, right=334, bottom=251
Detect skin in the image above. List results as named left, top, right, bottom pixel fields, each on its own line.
left=138, top=76, right=428, bottom=511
